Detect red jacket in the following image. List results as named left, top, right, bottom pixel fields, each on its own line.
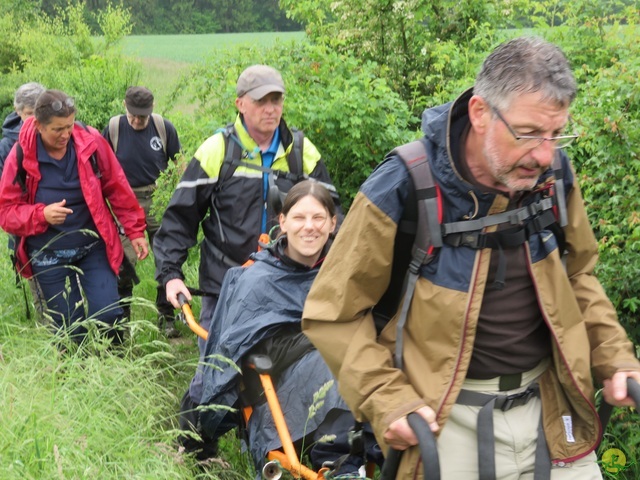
left=0, top=117, right=146, bottom=277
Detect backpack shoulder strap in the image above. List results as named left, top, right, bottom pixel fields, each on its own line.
left=288, top=128, right=304, bottom=177
left=151, top=113, right=167, bottom=155
left=216, top=124, right=242, bottom=190
left=108, top=116, right=120, bottom=152
left=394, top=139, right=442, bottom=254
left=13, top=143, right=27, bottom=195
left=551, top=152, right=568, bottom=227
left=387, top=139, right=441, bottom=370
left=217, top=126, right=305, bottom=190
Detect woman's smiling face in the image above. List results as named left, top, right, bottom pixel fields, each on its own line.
left=279, top=194, right=336, bottom=267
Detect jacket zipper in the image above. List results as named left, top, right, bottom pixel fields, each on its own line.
left=523, top=240, right=601, bottom=464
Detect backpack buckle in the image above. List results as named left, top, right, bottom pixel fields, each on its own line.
left=408, top=248, right=429, bottom=274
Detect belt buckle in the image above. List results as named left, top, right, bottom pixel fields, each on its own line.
left=500, top=388, right=534, bottom=412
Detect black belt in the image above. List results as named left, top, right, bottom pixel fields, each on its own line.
left=456, top=383, right=550, bottom=480
left=132, top=184, right=156, bottom=199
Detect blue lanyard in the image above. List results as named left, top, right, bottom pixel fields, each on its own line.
left=261, top=129, right=280, bottom=232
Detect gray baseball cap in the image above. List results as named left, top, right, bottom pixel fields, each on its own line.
left=236, top=65, right=285, bottom=100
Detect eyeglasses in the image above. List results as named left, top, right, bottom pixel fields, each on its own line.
left=252, top=94, right=285, bottom=107
left=490, top=106, right=577, bottom=150
left=50, top=97, right=75, bottom=112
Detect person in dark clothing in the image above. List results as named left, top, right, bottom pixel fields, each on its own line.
left=0, top=89, right=148, bottom=343
left=103, top=86, right=182, bottom=337
left=0, top=112, right=21, bottom=174
left=1, top=82, right=45, bottom=178
left=180, top=181, right=379, bottom=477
left=0, top=82, right=47, bottom=323
left=154, top=64, right=340, bottom=354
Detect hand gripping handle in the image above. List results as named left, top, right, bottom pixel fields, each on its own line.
left=177, top=293, right=208, bottom=340
left=598, top=378, right=640, bottom=446
left=379, top=412, right=440, bottom=480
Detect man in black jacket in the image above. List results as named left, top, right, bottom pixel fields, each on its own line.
left=157, top=65, right=343, bottom=460
left=154, top=64, right=340, bottom=397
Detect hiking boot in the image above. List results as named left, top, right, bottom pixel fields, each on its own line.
left=163, top=317, right=180, bottom=338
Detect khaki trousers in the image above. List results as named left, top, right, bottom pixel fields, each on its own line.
left=437, top=362, right=603, bottom=480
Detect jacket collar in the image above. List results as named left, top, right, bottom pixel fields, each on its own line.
left=256, top=234, right=330, bottom=271
left=2, top=111, right=22, bottom=139
left=234, top=114, right=294, bottom=155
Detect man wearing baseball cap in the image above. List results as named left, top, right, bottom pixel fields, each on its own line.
left=103, top=86, right=182, bottom=337
left=153, top=64, right=341, bottom=460
left=235, top=64, right=285, bottom=99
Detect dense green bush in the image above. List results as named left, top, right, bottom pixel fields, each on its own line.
left=537, top=6, right=640, bottom=345
left=163, top=41, right=414, bottom=208
left=281, top=0, right=509, bottom=119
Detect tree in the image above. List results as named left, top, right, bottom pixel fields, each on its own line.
left=0, top=2, right=140, bottom=129
left=280, top=0, right=508, bottom=118
left=42, top=0, right=302, bottom=34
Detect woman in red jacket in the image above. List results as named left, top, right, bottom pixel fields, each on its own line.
left=0, top=89, right=148, bottom=344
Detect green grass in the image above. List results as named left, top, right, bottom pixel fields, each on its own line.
left=0, top=330, right=183, bottom=478
left=0, top=232, right=254, bottom=479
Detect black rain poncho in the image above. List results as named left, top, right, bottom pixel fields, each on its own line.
left=197, top=237, right=351, bottom=466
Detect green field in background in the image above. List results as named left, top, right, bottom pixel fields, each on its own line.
left=122, top=31, right=306, bottom=63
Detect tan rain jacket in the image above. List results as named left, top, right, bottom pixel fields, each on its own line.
left=302, top=90, right=640, bottom=479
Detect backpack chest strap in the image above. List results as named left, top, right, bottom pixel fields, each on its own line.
left=443, top=204, right=557, bottom=250
left=443, top=197, right=554, bottom=235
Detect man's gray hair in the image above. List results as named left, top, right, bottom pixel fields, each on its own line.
left=474, top=36, right=576, bottom=111
left=14, top=82, right=46, bottom=112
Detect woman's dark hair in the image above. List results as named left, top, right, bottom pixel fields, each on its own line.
left=34, top=89, right=76, bottom=125
left=281, top=180, right=336, bottom=217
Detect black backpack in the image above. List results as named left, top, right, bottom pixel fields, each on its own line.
left=373, top=139, right=568, bottom=370
left=212, top=124, right=308, bottom=215
left=195, top=124, right=308, bottom=273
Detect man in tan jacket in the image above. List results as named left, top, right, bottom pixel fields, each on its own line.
left=302, top=36, right=640, bottom=479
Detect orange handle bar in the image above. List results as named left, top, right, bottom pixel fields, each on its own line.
left=177, top=293, right=208, bottom=340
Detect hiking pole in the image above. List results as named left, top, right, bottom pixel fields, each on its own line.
left=379, top=411, right=440, bottom=480
left=177, top=292, right=208, bottom=340
left=598, top=378, right=640, bottom=447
